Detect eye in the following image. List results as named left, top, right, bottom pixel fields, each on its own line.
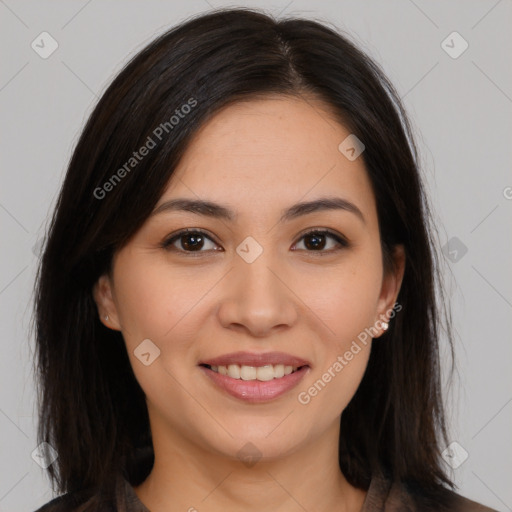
left=161, top=228, right=349, bottom=255
left=292, top=229, right=349, bottom=253
left=161, top=229, right=221, bottom=254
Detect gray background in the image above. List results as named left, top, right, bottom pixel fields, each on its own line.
left=1, top=0, right=511, bottom=510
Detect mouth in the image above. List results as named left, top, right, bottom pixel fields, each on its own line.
left=199, top=363, right=306, bottom=381
left=198, top=351, right=311, bottom=402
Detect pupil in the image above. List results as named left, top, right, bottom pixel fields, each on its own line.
left=182, top=233, right=204, bottom=251
left=179, top=233, right=327, bottom=251
left=305, top=233, right=325, bottom=250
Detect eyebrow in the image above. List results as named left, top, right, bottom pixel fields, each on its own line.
left=151, top=196, right=366, bottom=224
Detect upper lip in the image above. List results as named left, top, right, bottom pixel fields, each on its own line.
left=199, top=351, right=311, bottom=368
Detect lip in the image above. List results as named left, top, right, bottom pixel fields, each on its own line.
left=199, top=364, right=310, bottom=403
left=199, top=351, right=311, bottom=367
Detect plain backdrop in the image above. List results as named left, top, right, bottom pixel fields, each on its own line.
left=1, top=1, right=511, bottom=511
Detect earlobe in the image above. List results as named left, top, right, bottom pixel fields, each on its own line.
left=92, top=274, right=120, bottom=330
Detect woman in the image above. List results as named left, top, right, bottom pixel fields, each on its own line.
left=33, top=7, right=498, bottom=511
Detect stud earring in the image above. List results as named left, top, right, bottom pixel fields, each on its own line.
left=105, top=315, right=109, bottom=321
left=382, top=321, right=389, bottom=331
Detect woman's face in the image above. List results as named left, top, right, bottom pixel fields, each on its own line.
left=94, top=95, right=404, bottom=462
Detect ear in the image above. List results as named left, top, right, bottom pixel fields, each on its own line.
left=92, top=273, right=121, bottom=331
left=374, top=244, right=406, bottom=338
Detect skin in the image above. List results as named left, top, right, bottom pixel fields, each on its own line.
left=93, top=94, right=405, bottom=512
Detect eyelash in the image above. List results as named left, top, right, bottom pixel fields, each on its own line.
left=160, top=228, right=350, bottom=256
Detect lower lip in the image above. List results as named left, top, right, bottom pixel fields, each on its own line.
left=199, top=365, right=310, bottom=403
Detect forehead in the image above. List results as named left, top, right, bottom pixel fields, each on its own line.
left=161, top=95, right=377, bottom=225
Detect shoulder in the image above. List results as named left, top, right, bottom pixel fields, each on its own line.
left=33, top=488, right=114, bottom=512
left=34, top=492, right=90, bottom=512
left=397, top=479, right=499, bottom=512
left=447, top=493, right=500, bottom=512
left=365, top=474, right=498, bottom=511
left=33, top=472, right=144, bottom=512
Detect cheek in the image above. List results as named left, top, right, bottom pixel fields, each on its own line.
left=291, top=248, right=380, bottom=414
left=296, top=341, right=371, bottom=428
left=113, top=254, right=211, bottom=347
left=111, top=256, right=204, bottom=408
left=297, top=252, right=383, bottom=345
left=112, top=254, right=224, bottom=400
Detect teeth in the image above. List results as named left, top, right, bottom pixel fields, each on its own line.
left=256, top=365, right=275, bottom=381
left=209, top=363, right=300, bottom=381
left=240, top=365, right=257, bottom=380
left=274, top=364, right=285, bottom=378
left=228, top=364, right=240, bottom=379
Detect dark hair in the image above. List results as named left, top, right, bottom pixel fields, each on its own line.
left=33, top=6, right=455, bottom=505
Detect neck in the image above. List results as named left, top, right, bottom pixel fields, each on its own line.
left=133, top=418, right=367, bottom=512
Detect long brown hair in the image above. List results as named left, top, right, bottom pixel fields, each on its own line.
left=33, top=6, right=455, bottom=505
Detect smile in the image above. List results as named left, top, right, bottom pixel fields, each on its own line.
left=202, top=363, right=302, bottom=381
left=199, top=364, right=310, bottom=403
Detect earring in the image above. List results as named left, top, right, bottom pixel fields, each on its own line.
left=105, top=315, right=109, bottom=321
left=382, top=321, right=389, bottom=331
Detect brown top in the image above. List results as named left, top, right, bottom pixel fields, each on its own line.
left=35, top=469, right=499, bottom=512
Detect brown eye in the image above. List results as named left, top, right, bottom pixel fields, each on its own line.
left=293, top=230, right=349, bottom=252
left=179, top=232, right=206, bottom=251
left=303, top=232, right=328, bottom=250
left=162, top=229, right=220, bottom=253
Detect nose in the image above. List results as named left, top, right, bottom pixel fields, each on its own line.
left=216, top=251, right=299, bottom=338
